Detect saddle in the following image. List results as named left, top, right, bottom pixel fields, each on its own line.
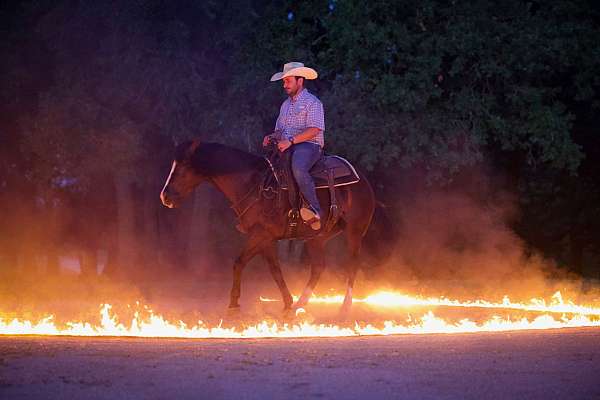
left=313, top=155, right=361, bottom=187
left=275, top=155, right=361, bottom=191
left=264, top=151, right=360, bottom=236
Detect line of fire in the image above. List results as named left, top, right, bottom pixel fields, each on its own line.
left=1, top=2, right=600, bottom=399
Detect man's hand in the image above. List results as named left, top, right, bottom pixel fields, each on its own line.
left=277, top=139, right=292, bottom=152
left=262, top=135, right=274, bottom=147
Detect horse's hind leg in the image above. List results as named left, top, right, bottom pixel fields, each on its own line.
left=262, top=243, right=293, bottom=310
left=294, top=239, right=326, bottom=309
left=340, top=227, right=363, bottom=314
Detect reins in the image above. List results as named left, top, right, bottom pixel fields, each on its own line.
left=229, top=158, right=276, bottom=219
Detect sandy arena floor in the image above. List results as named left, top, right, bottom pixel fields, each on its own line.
left=1, top=327, right=599, bottom=399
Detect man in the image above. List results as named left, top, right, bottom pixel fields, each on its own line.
left=264, top=62, right=325, bottom=230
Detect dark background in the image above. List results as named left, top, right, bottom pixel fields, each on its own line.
left=1, top=0, right=599, bottom=305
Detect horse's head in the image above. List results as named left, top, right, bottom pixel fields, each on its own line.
left=160, top=140, right=203, bottom=208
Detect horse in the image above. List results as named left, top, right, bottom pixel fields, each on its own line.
left=160, top=139, right=376, bottom=313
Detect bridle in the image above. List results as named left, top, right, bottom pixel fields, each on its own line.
left=229, top=158, right=277, bottom=219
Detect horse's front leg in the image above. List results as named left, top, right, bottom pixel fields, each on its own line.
left=229, top=232, right=267, bottom=310
left=262, top=243, right=293, bottom=310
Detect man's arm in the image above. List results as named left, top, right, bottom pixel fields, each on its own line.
left=266, top=102, right=287, bottom=147
left=291, top=127, right=321, bottom=143
left=277, top=127, right=321, bottom=152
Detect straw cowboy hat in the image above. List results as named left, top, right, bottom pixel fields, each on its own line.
left=270, top=62, right=318, bottom=82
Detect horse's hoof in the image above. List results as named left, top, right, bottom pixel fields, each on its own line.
left=226, top=306, right=241, bottom=316
left=282, top=308, right=295, bottom=320
left=291, top=301, right=305, bottom=311
left=294, top=308, right=315, bottom=324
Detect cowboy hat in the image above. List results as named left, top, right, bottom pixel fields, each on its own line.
left=270, top=62, right=318, bottom=82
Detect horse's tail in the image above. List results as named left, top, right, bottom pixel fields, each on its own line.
left=361, top=200, right=398, bottom=269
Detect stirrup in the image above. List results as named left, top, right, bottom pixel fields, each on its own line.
left=288, top=208, right=300, bottom=218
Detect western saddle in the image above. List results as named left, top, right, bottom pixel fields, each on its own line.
left=263, top=148, right=360, bottom=237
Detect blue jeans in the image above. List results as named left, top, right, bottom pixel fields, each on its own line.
left=291, top=142, right=322, bottom=215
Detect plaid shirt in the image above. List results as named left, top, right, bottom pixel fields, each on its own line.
left=275, top=89, right=325, bottom=147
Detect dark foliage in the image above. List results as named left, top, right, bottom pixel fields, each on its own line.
left=1, top=0, right=599, bottom=279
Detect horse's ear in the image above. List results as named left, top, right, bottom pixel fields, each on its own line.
left=189, top=139, right=201, bottom=153
left=183, top=139, right=201, bottom=161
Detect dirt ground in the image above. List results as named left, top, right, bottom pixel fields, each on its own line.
left=1, top=328, right=599, bottom=400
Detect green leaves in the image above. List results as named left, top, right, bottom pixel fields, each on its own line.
left=12, top=0, right=599, bottom=185
left=236, top=0, right=598, bottom=180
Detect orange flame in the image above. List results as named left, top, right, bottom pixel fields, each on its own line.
left=1, top=291, right=599, bottom=339
left=261, top=290, right=600, bottom=316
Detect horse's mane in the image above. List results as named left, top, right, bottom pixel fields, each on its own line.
left=176, top=141, right=266, bottom=177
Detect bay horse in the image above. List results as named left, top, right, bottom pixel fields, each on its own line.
left=160, top=140, right=375, bottom=313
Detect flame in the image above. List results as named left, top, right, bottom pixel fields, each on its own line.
left=1, top=290, right=599, bottom=339
left=261, top=290, right=600, bottom=316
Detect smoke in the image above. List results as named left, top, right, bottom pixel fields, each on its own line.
left=361, top=165, right=600, bottom=305
left=2, top=155, right=599, bottom=326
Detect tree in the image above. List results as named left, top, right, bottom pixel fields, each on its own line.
left=234, top=0, right=599, bottom=177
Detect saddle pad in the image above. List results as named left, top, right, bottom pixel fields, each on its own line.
left=310, top=155, right=360, bottom=189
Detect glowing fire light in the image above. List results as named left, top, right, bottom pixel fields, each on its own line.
left=261, top=290, right=600, bottom=316
left=1, top=291, right=599, bottom=339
